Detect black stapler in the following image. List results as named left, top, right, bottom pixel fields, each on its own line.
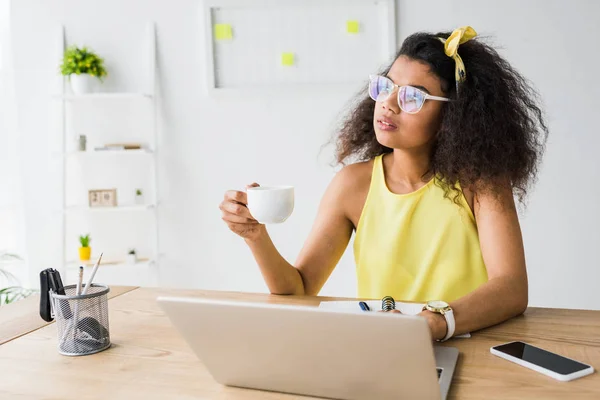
left=39, top=268, right=71, bottom=321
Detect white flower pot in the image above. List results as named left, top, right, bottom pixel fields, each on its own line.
left=70, top=73, right=96, bottom=95
left=135, top=194, right=145, bottom=205
left=127, top=254, right=137, bottom=265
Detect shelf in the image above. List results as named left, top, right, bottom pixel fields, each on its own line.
left=55, top=92, right=153, bottom=101
left=66, top=257, right=153, bottom=269
left=65, top=149, right=154, bottom=157
left=64, top=204, right=156, bottom=213
left=57, top=23, right=160, bottom=288
left=64, top=257, right=158, bottom=287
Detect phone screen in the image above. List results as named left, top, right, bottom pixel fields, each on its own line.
left=494, top=341, right=590, bottom=375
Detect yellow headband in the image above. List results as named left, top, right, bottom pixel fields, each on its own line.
left=438, top=26, right=477, bottom=86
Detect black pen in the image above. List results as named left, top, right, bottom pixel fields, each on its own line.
left=358, top=301, right=371, bottom=311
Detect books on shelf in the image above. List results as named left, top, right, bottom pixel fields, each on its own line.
left=94, top=143, right=145, bottom=151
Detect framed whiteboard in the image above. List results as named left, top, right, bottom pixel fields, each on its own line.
left=202, top=0, right=397, bottom=91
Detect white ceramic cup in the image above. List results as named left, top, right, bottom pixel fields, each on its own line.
left=246, top=186, right=294, bottom=224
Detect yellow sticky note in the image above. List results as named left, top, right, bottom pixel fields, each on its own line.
left=214, top=24, right=233, bottom=40
left=281, top=52, right=295, bottom=66
left=347, top=20, right=360, bottom=34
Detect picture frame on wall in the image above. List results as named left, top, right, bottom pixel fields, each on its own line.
left=88, top=189, right=118, bottom=207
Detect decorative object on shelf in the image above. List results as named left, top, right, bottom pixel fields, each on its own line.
left=77, top=135, right=87, bottom=151
left=127, top=249, right=137, bottom=265
left=60, top=45, right=108, bottom=95
left=89, top=189, right=118, bottom=207
left=78, top=234, right=91, bottom=261
left=134, top=188, right=145, bottom=205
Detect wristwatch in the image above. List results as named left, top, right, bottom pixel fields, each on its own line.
left=423, top=300, right=455, bottom=342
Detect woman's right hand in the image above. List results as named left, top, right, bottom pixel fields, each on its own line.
left=220, top=183, right=265, bottom=241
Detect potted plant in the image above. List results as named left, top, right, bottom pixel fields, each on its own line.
left=0, top=252, right=35, bottom=305
left=127, top=249, right=137, bottom=264
left=78, top=234, right=91, bottom=261
left=60, top=45, right=107, bottom=95
left=134, top=188, right=144, bottom=205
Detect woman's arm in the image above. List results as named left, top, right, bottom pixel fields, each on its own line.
left=244, top=167, right=356, bottom=295
left=421, top=182, right=528, bottom=340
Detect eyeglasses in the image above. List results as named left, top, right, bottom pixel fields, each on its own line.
left=368, top=75, right=450, bottom=114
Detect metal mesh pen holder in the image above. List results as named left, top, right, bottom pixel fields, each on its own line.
left=50, top=284, right=111, bottom=356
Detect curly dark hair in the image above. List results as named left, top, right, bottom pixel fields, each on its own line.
left=334, top=31, right=548, bottom=203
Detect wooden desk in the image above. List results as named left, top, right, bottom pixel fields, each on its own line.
left=0, top=287, right=598, bottom=399
left=0, top=285, right=137, bottom=345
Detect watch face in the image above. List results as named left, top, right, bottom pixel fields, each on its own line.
left=428, top=300, right=449, bottom=309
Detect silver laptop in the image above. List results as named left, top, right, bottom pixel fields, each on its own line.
left=158, top=296, right=458, bottom=400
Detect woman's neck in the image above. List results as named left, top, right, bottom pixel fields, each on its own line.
left=384, top=148, right=432, bottom=187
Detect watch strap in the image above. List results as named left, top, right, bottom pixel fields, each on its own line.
left=441, top=309, right=455, bottom=342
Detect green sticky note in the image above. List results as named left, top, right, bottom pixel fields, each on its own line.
left=281, top=52, right=295, bottom=66
left=347, top=20, right=360, bottom=34
left=214, top=24, right=233, bottom=40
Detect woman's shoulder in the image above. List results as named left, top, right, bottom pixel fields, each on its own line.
left=326, top=159, right=375, bottom=226
left=333, top=159, right=374, bottom=192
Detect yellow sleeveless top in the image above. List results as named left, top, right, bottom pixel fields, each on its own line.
left=354, top=155, right=488, bottom=303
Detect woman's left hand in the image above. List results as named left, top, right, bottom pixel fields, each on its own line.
left=382, top=309, right=447, bottom=341
left=418, top=310, right=447, bottom=341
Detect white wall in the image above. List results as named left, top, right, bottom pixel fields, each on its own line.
left=395, top=0, right=600, bottom=310
left=9, top=0, right=600, bottom=309
left=10, top=0, right=359, bottom=297
left=1, top=0, right=28, bottom=287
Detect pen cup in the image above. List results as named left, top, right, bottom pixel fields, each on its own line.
left=50, top=284, right=111, bottom=356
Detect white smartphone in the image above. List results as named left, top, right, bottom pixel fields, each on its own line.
left=490, top=341, right=594, bottom=381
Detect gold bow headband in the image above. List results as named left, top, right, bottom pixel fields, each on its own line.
left=438, top=26, right=477, bottom=89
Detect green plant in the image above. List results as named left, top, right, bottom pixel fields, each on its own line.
left=0, top=286, right=35, bottom=305
left=128, top=248, right=136, bottom=255
left=79, top=234, right=91, bottom=248
left=135, top=189, right=143, bottom=196
left=0, top=252, right=35, bottom=306
left=60, top=45, right=107, bottom=80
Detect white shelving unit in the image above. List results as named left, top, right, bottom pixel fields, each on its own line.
left=55, top=23, right=160, bottom=286
left=64, top=204, right=157, bottom=213
left=64, top=149, right=154, bottom=157
left=56, top=93, right=153, bottom=100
